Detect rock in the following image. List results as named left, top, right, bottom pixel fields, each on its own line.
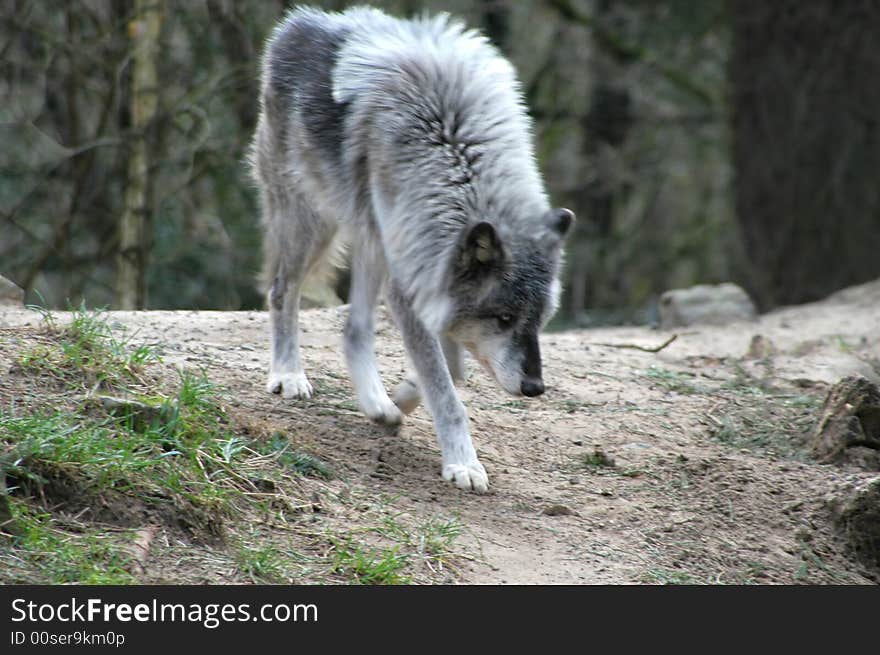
left=826, top=476, right=880, bottom=576
left=744, top=334, right=778, bottom=360
left=826, top=278, right=880, bottom=305
left=810, top=376, right=880, bottom=470
left=0, top=275, right=24, bottom=307
left=658, top=282, right=757, bottom=329
left=542, top=504, right=573, bottom=516
left=818, top=355, right=880, bottom=386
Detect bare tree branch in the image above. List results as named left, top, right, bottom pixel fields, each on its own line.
left=547, top=0, right=715, bottom=107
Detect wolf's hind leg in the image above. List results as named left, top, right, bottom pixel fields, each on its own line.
left=267, top=272, right=312, bottom=399
left=265, top=195, right=334, bottom=400
left=393, top=336, right=466, bottom=415
left=344, top=241, right=402, bottom=425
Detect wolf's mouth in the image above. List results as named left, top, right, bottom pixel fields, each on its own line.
left=471, top=351, right=523, bottom=397
left=477, top=356, right=495, bottom=380
left=463, top=342, right=498, bottom=383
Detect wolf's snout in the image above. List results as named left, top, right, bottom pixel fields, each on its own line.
left=521, top=378, right=545, bottom=397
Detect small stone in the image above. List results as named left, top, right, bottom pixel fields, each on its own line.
left=744, top=334, right=778, bottom=360
left=542, top=504, right=573, bottom=516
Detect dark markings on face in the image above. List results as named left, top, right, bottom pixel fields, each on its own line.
left=516, top=331, right=542, bottom=380
left=476, top=250, right=552, bottom=334
left=459, top=248, right=554, bottom=379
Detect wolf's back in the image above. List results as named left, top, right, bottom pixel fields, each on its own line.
left=258, top=8, right=357, bottom=166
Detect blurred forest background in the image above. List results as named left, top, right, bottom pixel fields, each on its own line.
left=2, top=0, right=878, bottom=325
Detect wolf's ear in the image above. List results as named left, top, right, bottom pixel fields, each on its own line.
left=548, top=208, right=575, bottom=237
left=457, top=221, right=505, bottom=280
left=540, top=208, right=575, bottom=251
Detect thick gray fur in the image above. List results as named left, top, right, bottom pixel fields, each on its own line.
left=249, top=6, right=573, bottom=493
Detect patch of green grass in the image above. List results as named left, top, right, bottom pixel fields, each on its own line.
left=793, top=547, right=858, bottom=584
left=176, top=368, right=217, bottom=411
left=287, top=452, right=333, bottom=479
left=329, top=537, right=411, bottom=584
left=736, top=560, right=772, bottom=584
left=706, top=357, right=823, bottom=459
left=559, top=398, right=601, bottom=413
left=236, top=543, right=285, bottom=582
left=418, top=516, right=464, bottom=559
left=721, top=361, right=776, bottom=396
left=1, top=501, right=135, bottom=584
left=641, top=568, right=706, bottom=585
left=325, top=510, right=464, bottom=584
left=581, top=448, right=616, bottom=470
left=618, top=468, right=646, bottom=478
left=334, top=400, right=362, bottom=413
left=643, top=366, right=703, bottom=394
left=4, top=305, right=470, bottom=585
left=576, top=447, right=649, bottom=478
left=834, top=335, right=853, bottom=354
left=784, top=394, right=822, bottom=410
left=0, top=370, right=242, bottom=547
left=374, top=514, right=463, bottom=562
left=1, top=307, right=289, bottom=581
left=255, top=433, right=333, bottom=479
left=17, top=302, right=160, bottom=392
left=708, top=394, right=819, bottom=459
left=3, top=410, right=179, bottom=492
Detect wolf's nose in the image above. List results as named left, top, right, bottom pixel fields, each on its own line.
left=521, top=378, right=545, bottom=397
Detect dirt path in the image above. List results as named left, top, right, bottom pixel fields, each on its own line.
left=2, top=280, right=879, bottom=584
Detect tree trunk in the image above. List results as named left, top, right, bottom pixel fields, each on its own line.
left=117, top=0, right=164, bottom=309
left=480, top=0, right=510, bottom=49
left=568, top=0, right=632, bottom=319
left=729, top=0, right=880, bottom=310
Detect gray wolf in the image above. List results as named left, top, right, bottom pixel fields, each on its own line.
left=249, top=6, right=573, bottom=492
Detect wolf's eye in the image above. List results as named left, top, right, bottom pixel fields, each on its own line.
left=496, top=314, right=513, bottom=329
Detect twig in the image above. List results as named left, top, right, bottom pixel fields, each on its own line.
left=705, top=401, right=723, bottom=427
left=127, top=525, right=158, bottom=577
left=593, top=334, right=678, bottom=353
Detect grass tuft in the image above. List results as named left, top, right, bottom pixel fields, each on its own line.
left=17, top=302, right=160, bottom=392
left=582, top=447, right=616, bottom=469
left=643, top=366, right=703, bottom=394
left=329, top=537, right=411, bottom=585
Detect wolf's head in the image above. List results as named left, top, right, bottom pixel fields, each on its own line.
left=444, top=208, right=574, bottom=397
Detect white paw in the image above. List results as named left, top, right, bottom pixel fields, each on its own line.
left=392, top=377, right=421, bottom=415
left=442, top=461, right=489, bottom=493
left=266, top=372, right=313, bottom=399
left=362, top=394, right=403, bottom=426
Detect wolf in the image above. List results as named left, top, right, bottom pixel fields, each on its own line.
left=249, top=6, right=573, bottom=493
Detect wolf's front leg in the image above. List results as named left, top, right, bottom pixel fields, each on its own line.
left=386, top=284, right=488, bottom=492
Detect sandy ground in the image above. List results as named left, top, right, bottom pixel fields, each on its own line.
left=2, top=280, right=879, bottom=584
